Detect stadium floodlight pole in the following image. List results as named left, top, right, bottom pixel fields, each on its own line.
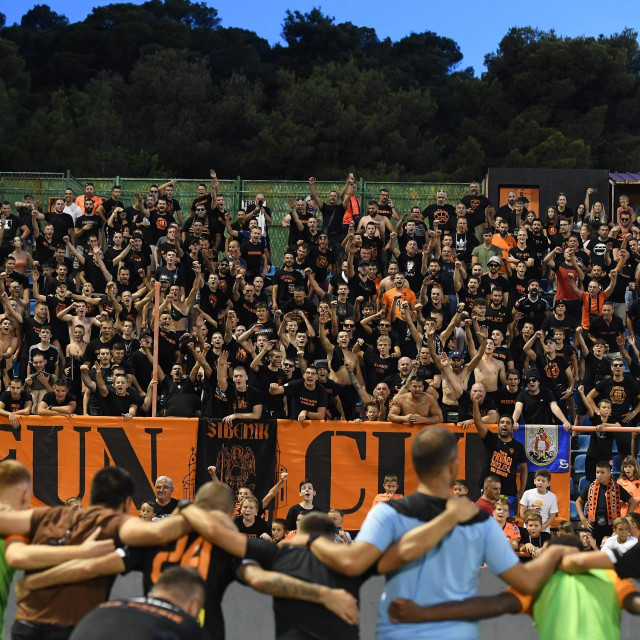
left=152, top=280, right=160, bottom=417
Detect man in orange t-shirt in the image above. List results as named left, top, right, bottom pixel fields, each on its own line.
left=568, top=271, right=617, bottom=330
left=491, top=221, right=516, bottom=274
left=381, top=272, right=416, bottom=320
left=75, top=182, right=103, bottom=210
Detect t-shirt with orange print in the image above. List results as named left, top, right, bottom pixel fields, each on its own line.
left=617, top=477, right=640, bottom=515
left=75, top=194, right=103, bottom=209
left=382, top=287, right=416, bottom=320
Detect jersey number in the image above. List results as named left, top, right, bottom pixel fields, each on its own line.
left=150, top=535, right=212, bottom=583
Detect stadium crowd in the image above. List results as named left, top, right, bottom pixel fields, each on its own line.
left=2, top=172, right=640, bottom=637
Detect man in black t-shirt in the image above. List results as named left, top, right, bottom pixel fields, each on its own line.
left=179, top=505, right=363, bottom=640
left=37, top=378, right=76, bottom=416
left=0, top=378, right=32, bottom=428
left=69, top=567, right=208, bottom=640
left=280, top=366, right=328, bottom=421
left=96, top=371, right=143, bottom=419
left=153, top=475, right=179, bottom=518
left=587, top=356, right=640, bottom=460
left=44, top=198, right=75, bottom=246
left=470, top=398, right=527, bottom=509
left=214, top=352, right=262, bottom=422
left=512, top=371, right=571, bottom=429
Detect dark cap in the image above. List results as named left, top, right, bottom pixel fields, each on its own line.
left=554, top=299, right=567, bottom=308
left=525, top=368, right=540, bottom=380
left=131, top=231, right=143, bottom=239
left=140, top=329, right=152, bottom=338
left=358, top=260, right=370, bottom=267
left=314, top=360, right=329, bottom=370
left=448, top=350, right=464, bottom=360
left=158, top=274, right=171, bottom=283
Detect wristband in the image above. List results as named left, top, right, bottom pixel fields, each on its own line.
left=176, top=499, right=193, bottom=511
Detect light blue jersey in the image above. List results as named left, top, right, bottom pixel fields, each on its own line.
left=357, top=494, right=518, bottom=640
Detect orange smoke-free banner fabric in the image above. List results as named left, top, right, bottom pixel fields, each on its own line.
left=0, top=416, right=198, bottom=513
left=274, top=421, right=569, bottom=529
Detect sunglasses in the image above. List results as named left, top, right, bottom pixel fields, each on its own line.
left=612, top=363, right=624, bottom=368
left=527, top=378, right=539, bottom=383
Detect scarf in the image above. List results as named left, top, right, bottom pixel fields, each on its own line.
left=586, top=478, right=621, bottom=524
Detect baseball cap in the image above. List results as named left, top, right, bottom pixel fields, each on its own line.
left=158, top=274, right=171, bottom=283
left=358, top=260, right=370, bottom=267
left=140, top=329, right=152, bottom=338
left=314, top=360, right=329, bottom=370
left=554, top=299, right=567, bottom=308
left=525, top=368, right=540, bottom=380
left=487, top=256, right=501, bottom=265
left=448, top=350, right=464, bottom=360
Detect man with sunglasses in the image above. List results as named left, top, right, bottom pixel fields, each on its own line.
left=587, top=358, right=640, bottom=460
left=512, top=369, right=571, bottom=431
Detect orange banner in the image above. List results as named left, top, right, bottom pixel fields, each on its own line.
left=274, top=421, right=570, bottom=529
left=0, top=416, right=198, bottom=513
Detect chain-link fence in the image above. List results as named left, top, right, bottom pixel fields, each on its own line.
left=0, top=173, right=470, bottom=265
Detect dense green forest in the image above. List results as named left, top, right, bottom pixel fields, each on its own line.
left=1, top=1, right=640, bottom=179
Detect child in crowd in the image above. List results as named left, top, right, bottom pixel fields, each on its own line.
left=519, top=469, right=558, bottom=532
left=578, top=528, right=599, bottom=551
left=285, top=511, right=306, bottom=540
left=234, top=496, right=272, bottom=540
left=139, top=500, right=155, bottom=521
left=554, top=520, right=574, bottom=536
left=372, top=474, right=403, bottom=507
left=601, top=517, right=638, bottom=555
left=285, top=479, right=321, bottom=531
left=271, top=518, right=287, bottom=543
left=452, top=479, right=469, bottom=496
left=328, top=508, right=352, bottom=544
left=494, top=497, right=520, bottom=551
left=618, top=456, right=640, bottom=516
left=519, top=510, right=551, bottom=557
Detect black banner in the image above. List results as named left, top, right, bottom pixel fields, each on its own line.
left=196, top=420, right=277, bottom=504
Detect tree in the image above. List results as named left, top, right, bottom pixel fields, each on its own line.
left=20, top=4, right=68, bottom=30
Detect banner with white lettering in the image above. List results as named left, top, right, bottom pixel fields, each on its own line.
left=196, top=420, right=278, bottom=503
left=513, top=425, right=571, bottom=473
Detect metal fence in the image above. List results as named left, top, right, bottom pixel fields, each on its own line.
left=0, top=172, right=469, bottom=265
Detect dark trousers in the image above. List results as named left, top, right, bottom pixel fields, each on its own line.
left=12, top=621, right=74, bottom=640
left=335, top=384, right=357, bottom=421
left=591, top=523, right=614, bottom=547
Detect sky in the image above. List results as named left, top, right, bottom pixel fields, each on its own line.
left=3, top=0, right=640, bottom=75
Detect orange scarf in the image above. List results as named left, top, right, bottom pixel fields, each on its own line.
left=586, top=479, right=621, bottom=524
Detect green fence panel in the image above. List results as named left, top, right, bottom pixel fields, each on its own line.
left=0, top=172, right=66, bottom=211
left=362, top=181, right=469, bottom=218
left=1, top=173, right=479, bottom=266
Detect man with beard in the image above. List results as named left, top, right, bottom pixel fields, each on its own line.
left=513, top=279, right=549, bottom=330
left=471, top=398, right=528, bottom=511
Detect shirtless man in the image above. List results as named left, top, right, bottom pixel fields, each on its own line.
left=467, top=327, right=507, bottom=398
left=56, top=300, right=101, bottom=344
left=0, top=317, right=17, bottom=371
left=356, top=201, right=395, bottom=243
left=388, top=378, right=443, bottom=425
left=318, top=327, right=364, bottom=421
left=428, top=325, right=487, bottom=422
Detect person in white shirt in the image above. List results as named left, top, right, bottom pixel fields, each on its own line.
left=519, top=469, right=558, bottom=533
left=601, top=516, right=638, bottom=555
left=63, top=187, right=82, bottom=223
